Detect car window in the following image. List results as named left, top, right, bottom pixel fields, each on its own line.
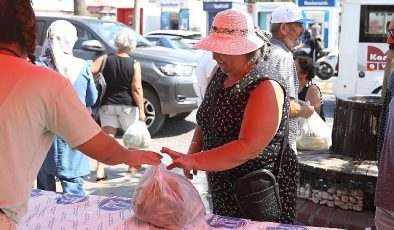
left=85, top=20, right=152, bottom=48
left=145, top=37, right=160, bottom=46
left=170, top=38, right=190, bottom=49
left=74, top=24, right=97, bottom=49
left=35, top=20, right=46, bottom=46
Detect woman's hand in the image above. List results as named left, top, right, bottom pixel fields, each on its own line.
left=161, top=147, right=196, bottom=179
left=125, top=149, right=162, bottom=169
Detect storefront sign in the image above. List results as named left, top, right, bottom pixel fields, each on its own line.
left=158, top=0, right=186, bottom=8
left=297, top=0, right=336, bottom=7
left=203, top=2, right=232, bottom=12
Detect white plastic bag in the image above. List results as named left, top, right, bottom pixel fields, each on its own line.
left=132, top=164, right=206, bottom=229
left=123, top=121, right=151, bottom=149
left=296, top=111, right=332, bottom=150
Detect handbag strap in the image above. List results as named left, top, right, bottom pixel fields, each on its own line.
left=277, top=118, right=289, bottom=179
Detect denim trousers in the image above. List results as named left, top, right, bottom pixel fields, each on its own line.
left=37, top=169, right=85, bottom=194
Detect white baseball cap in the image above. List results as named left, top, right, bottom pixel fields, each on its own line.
left=271, top=2, right=314, bottom=24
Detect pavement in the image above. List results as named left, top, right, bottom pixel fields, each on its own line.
left=47, top=77, right=336, bottom=219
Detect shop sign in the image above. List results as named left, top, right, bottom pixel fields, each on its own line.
left=158, top=0, right=186, bottom=8
left=203, top=2, right=232, bottom=12
left=297, top=0, right=336, bottom=7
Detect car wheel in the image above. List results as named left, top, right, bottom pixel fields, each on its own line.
left=171, top=111, right=192, bottom=120
left=144, top=89, right=166, bottom=135
left=316, top=61, right=334, bottom=80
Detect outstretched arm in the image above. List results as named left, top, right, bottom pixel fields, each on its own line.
left=77, top=131, right=162, bottom=167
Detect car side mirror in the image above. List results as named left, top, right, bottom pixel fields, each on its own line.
left=81, top=40, right=105, bottom=52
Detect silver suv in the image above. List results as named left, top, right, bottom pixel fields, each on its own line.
left=35, top=15, right=199, bottom=135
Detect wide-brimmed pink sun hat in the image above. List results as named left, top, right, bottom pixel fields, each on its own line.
left=193, top=9, right=266, bottom=55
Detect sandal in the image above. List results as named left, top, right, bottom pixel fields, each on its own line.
left=95, top=175, right=108, bottom=182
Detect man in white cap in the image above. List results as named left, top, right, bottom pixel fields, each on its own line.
left=268, top=2, right=315, bottom=153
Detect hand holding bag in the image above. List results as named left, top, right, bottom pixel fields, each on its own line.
left=132, top=164, right=206, bottom=229
left=296, top=111, right=331, bottom=150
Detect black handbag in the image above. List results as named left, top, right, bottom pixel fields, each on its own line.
left=231, top=122, right=288, bottom=222
left=91, top=55, right=107, bottom=123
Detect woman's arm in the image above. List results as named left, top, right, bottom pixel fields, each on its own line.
left=76, top=131, right=162, bottom=167
left=188, top=125, right=203, bottom=154
left=131, top=61, right=145, bottom=121
left=91, top=54, right=106, bottom=75
left=163, top=80, right=284, bottom=172
left=305, top=84, right=322, bottom=114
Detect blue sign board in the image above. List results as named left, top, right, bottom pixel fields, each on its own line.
left=297, top=0, right=336, bottom=7
left=203, top=2, right=232, bottom=12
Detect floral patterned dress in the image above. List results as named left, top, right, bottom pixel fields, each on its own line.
left=196, top=60, right=299, bottom=224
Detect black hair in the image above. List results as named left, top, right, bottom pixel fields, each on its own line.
left=0, top=0, right=36, bottom=63
left=295, top=56, right=315, bottom=80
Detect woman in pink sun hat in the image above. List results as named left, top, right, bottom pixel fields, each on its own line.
left=161, top=8, right=298, bottom=224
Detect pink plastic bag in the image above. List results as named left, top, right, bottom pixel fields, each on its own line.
left=132, top=164, right=206, bottom=229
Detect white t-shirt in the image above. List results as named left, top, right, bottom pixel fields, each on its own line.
left=195, top=51, right=217, bottom=99
left=0, top=54, right=101, bottom=222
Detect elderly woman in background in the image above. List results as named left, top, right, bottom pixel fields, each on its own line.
left=161, top=9, right=298, bottom=224
left=36, top=20, right=99, bottom=194
left=295, top=55, right=325, bottom=121
left=92, top=29, right=146, bottom=180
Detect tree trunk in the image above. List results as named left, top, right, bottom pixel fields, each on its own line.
left=74, top=0, right=86, bottom=16
left=133, top=0, right=141, bottom=34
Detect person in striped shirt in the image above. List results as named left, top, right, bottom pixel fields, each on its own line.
left=268, top=3, right=315, bottom=153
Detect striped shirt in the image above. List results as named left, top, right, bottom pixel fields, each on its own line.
left=267, top=38, right=299, bottom=151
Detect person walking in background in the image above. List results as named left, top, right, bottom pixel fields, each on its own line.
left=0, top=0, right=162, bottom=227
left=36, top=20, right=98, bottom=194
left=161, top=9, right=299, bottom=224
left=92, top=29, right=146, bottom=180
left=269, top=2, right=315, bottom=153
left=295, top=56, right=325, bottom=121
left=195, top=50, right=218, bottom=197
left=195, top=51, right=218, bottom=100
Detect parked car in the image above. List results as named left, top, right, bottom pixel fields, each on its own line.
left=35, top=15, right=200, bottom=135
left=144, top=30, right=202, bottom=47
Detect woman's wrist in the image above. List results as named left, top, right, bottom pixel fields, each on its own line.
left=188, top=141, right=200, bottom=155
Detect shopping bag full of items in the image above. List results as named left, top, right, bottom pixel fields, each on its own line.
left=132, top=164, right=206, bottom=229
left=296, top=111, right=332, bottom=150
left=123, top=121, right=152, bottom=149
